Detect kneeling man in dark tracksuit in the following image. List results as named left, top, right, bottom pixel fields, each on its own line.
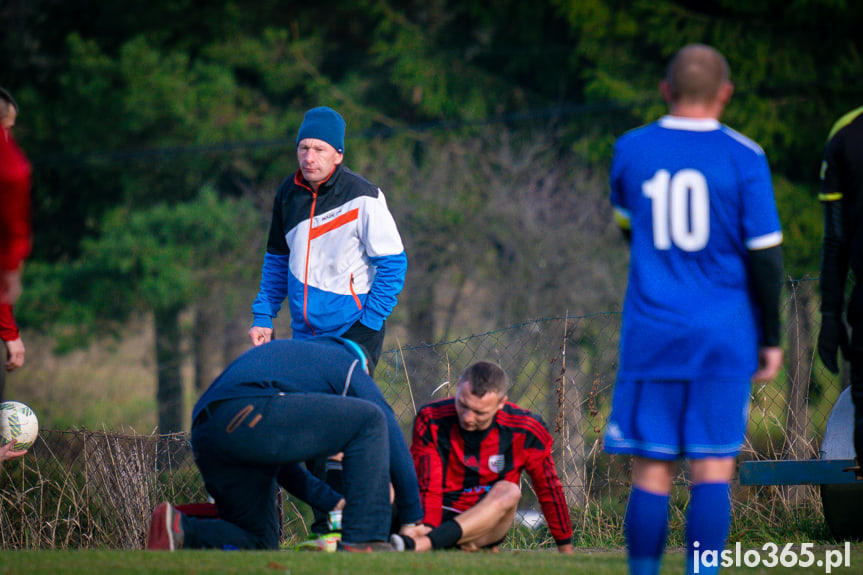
left=146, top=336, right=424, bottom=551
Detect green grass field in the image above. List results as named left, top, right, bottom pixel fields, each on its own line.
left=1, top=546, right=861, bottom=575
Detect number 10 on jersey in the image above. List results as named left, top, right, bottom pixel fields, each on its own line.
left=642, top=168, right=710, bottom=252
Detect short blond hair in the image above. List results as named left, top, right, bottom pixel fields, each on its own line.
left=665, top=44, right=730, bottom=104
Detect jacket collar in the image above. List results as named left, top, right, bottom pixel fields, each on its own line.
left=293, top=163, right=343, bottom=194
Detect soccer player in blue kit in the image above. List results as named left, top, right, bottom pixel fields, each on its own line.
left=603, top=44, right=784, bottom=575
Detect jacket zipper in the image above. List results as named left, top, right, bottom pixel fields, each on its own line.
left=349, top=274, right=362, bottom=310
left=303, top=191, right=317, bottom=335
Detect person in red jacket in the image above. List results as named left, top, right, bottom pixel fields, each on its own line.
left=1, top=303, right=25, bottom=372
left=0, top=87, right=29, bottom=407
left=394, top=361, right=574, bottom=553
left=0, top=87, right=32, bottom=306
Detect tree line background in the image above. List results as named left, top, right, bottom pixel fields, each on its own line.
left=2, top=0, right=862, bottom=432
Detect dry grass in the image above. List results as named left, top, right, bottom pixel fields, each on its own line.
left=0, top=430, right=202, bottom=549
left=8, top=321, right=160, bottom=432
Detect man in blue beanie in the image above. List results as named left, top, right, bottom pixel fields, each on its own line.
left=248, top=106, right=408, bottom=542
left=249, top=106, right=406, bottom=372
left=295, top=106, right=346, bottom=154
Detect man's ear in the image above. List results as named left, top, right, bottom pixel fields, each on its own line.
left=659, top=80, right=673, bottom=104
left=718, top=81, right=734, bottom=107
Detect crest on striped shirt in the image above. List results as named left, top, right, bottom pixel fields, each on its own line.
left=488, top=454, right=505, bottom=473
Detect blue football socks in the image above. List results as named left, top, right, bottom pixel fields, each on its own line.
left=625, top=487, right=670, bottom=575
left=686, top=482, right=731, bottom=575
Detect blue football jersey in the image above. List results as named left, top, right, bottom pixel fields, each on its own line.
left=611, top=116, right=783, bottom=380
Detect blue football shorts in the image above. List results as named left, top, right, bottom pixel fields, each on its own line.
left=603, top=378, right=752, bottom=460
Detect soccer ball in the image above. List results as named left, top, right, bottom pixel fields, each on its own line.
left=0, top=401, right=39, bottom=451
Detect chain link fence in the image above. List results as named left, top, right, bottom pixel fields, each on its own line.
left=0, top=277, right=844, bottom=549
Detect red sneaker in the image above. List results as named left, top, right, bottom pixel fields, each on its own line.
left=146, top=502, right=185, bottom=551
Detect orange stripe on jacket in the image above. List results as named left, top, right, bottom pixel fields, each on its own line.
left=309, top=208, right=359, bottom=240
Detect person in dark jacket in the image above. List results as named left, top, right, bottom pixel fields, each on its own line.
left=816, top=103, right=863, bottom=479
left=146, top=337, right=423, bottom=552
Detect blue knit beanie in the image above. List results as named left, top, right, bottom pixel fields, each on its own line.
left=296, top=107, right=345, bottom=153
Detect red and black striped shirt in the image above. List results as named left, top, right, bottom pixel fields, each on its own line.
left=410, top=398, right=573, bottom=545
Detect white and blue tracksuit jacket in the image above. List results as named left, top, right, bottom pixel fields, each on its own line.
left=251, top=164, right=407, bottom=339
